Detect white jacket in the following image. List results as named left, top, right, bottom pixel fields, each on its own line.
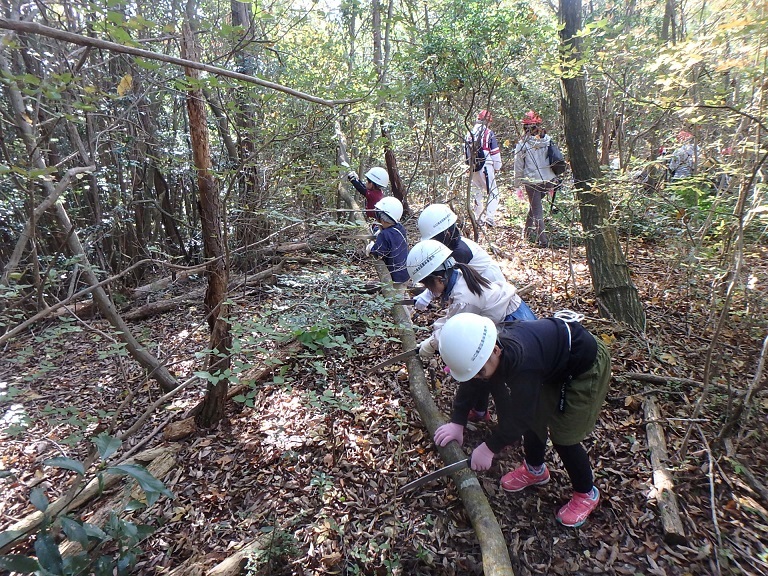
left=428, top=271, right=522, bottom=348
left=462, top=238, right=505, bottom=283
left=514, top=133, right=557, bottom=186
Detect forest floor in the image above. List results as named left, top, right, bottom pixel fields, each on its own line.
left=2, top=200, right=768, bottom=576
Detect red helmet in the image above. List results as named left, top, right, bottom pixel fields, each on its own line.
left=677, top=130, right=693, bottom=142
left=522, top=110, right=542, bottom=125
left=477, top=109, right=493, bottom=122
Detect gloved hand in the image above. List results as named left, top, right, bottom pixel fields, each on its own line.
left=365, top=241, right=375, bottom=256
left=340, top=161, right=350, bottom=168
left=418, top=338, right=437, bottom=361
left=434, top=422, right=464, bottom=447
left=414, top=290, right=432, bottom=311
left=347, top=171, right=358, bottom=181
left=471, top=442, right=495, bottom=471
left=370, top=224, right=381, bottom=237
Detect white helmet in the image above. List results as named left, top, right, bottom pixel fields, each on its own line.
left=418, top=204, right=458, bottom=241
left=406, top=239, right=454, bottom=284
left=374, top=197, right=403, bottom=223
left=439, top=313, right=497, bottom=382
left=365, top=166, right=389, bottom=188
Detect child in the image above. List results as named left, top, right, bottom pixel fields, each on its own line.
left=347, top=166, right=389, bottom=219
left=407, top=238, right=536, bottom=421
left=415, top=203, right=506, bottom=310
left=366, top=197, right=409, bottom=287
left=434, top=312, right=611, bottom=528
left=407, top=239, right=535, bottom=355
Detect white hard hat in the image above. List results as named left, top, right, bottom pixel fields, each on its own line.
left=374, top=197, right=403, bottom=223
left=406, top=239, right=453, bottom=284
left=438, top=313, right=497, bottom=382
left=418, top=204, right=458, bottom=241
left=364, top=166, right=389, bottom=188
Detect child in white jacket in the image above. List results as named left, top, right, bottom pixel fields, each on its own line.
left=407, top=239, right=537, bottom=421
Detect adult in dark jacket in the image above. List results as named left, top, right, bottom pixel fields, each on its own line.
left=433, top=312, right=611, bottom=527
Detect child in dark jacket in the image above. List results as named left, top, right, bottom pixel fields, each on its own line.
left=347, top=166, right=389, bottom=219
left=366, top=197, right=409, bottom=286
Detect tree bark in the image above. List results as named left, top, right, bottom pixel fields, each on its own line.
left=559, top=0, right=646, bottom=332
left=181, top=2, right=231, bottom=428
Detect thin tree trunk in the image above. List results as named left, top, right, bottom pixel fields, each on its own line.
left=559, top=0, right=646, bottom=332
left=0, top=38, right=177, bottom=392
left=181, top=1, right=231, bottom=427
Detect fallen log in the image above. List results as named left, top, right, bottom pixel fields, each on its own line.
left=643, top=395, right=687, bottom=545
left=124, top=263, right=285, bottom=321
left=0, top=445, right=179, bottom=554
left=59, top=446, right=178, bottom=557
left=335, top=157, right=515, bottom=574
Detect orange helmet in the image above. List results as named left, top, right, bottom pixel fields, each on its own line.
left=477, top=109, right=493, bottom=122
left=522, top=110, right=542, bottom=125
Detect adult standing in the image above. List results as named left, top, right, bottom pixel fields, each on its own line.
left=465, top=110, right=503, bottom=227
left=668, top=130, right=699, bottom=180
left=513, top=111, right=557, bottom=248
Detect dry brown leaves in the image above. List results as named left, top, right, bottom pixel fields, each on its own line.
left=1, top=219, right=767, bottom=576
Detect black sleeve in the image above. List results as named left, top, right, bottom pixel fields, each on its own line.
left=450, top=380, right=483, bottom=426
left=485, top=378, right=538, bottom=452
left=451, top=239, right=473, bottom=264
left=349, top=177, right=367, bottom=197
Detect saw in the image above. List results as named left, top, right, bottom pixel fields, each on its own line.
left=400, top=458, right=472, bottom=492
left=365, top=347, right=419, bottom=375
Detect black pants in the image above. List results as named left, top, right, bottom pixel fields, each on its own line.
left=523, top=430, right=593, bottom=493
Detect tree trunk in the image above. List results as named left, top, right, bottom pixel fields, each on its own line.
left=559, top=0, right=646, bottom=332
left=0, top=39, right=178, bottom=392
left=181, top=1, right=232, bottom=428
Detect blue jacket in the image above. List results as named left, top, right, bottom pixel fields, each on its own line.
left=370, top=223, right=409, bottom=283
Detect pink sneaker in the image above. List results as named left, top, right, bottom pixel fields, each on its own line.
left=468, top=409, right=491, bottom=423
left=556, top=487, right=600, bottom=527
left=500, top=462, right=550, bottom=492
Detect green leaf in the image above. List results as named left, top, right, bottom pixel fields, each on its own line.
left=105, top=464, right=174, bottom=505
left=29, top=486, right=49, bottom=512
left=0, top=555, right=40, bottom=572
left=34, top=532, right=64, bottom=574
left=0, top=529, right=25, bottom=549
left=82, top=522, right=108, bottom=541
left=43, top=457, right=85, bottom=475
left=59, top=516, right=89, bottom=548
left=92, top=433, right=121, bottom=460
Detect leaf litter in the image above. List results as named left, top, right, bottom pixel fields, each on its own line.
left=0, top=220, right=767, bottom=575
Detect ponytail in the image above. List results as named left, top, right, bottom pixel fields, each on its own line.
left=455, top=262, right=491, bottom=297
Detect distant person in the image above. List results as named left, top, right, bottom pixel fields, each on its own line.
left=347, top=166, right=389, bottom=219
left=668, top=131, right=699, bottom=180
left=434, top=312, right=611, bottom=527
left=513, top=111, right=557, bottom=248
left=465, top=110, right=502, bottom=227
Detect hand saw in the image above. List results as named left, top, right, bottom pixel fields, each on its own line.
left=365, top=347, right=419, bottom=375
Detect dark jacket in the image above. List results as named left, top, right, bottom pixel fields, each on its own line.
left=450, top=318, right=598, bottom=452
left=370, top=223, right=409, bottom=283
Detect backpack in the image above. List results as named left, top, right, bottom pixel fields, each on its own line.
left=547, top=141, right=567, bottom=176
left=465, top=129, right=487, bottom=172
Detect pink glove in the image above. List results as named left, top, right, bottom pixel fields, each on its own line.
left=471, top=442, right=495, bottom=471
left=434, top=423, right=464, bottom=447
